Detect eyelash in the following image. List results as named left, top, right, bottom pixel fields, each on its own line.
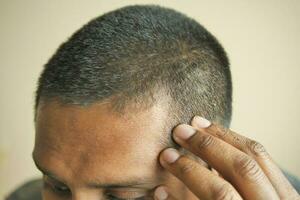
left=44, top=180, right=71, bottom=196
left=47, top=183, right=147, bottom=200
left=45, top=179, right=147, bottom=200
left=106, top=194, right=146, bottom=200
left=52, top=185, right=70, bottom=194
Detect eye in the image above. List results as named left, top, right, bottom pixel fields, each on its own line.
left=43, top=176, right=71, bottom=195
left=106, top=194, right=125, bottom=200
left=106, top=193, right=147, bottom=200
left=52, top=184, right=70, bottom=193
left=47, top=181, right=71, bottom=195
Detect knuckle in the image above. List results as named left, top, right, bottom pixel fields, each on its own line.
left=234, top=155, right=265, bottom=183
left=178, top=159, right=197, bottom=176
left=196, top=134, right=214, bottom=150
left=213, top=184, right=236, bottom=200
left=215, top=126, right=230, bottom=138
left=246, top=140, right=268, bottom=157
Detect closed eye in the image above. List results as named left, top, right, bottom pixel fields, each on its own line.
left=105, top=191, right=149, bottom=200
left=43, top=175, right=71, bottom=196
left=106, top=194, right=147, bottom=200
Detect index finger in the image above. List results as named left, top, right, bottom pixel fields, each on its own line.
left=159, top=148, right=242, bottom=200
left=191, top=116, right=299, bottom=199
left=171, top=123, right=279, bottom=199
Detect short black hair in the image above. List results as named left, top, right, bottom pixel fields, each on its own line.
left=35, top=5, right=232, bottom=130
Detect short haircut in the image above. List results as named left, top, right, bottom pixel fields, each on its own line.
left=34, top=5, right=232, bottom=134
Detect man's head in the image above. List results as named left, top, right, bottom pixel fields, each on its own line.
left=33, top=5, right=232, bottom=199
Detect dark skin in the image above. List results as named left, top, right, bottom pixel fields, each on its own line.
left=33, top=100, right=299, bottom=200
left=33, top=100, right=198, bottom=200
left=157, top=118, right=300, bottom=199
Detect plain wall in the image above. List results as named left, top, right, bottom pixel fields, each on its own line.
left=0, top=0, right=299, bottom=198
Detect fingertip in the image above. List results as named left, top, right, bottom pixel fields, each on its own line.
left=160, top=148, right=180, bottom=165
left=173, top=124, right=197, bottom=141
left=154, top=186, right=168, bottom=200
left=192, top=116, right=211, bottom=129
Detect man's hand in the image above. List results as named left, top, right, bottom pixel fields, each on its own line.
left=154, top=116, right=300, bottom=200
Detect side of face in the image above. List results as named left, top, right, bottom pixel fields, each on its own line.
left=33, top=100, right=195, bottom=200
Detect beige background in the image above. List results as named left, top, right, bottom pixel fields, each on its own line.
left=0, top=0, right=299, bottom=198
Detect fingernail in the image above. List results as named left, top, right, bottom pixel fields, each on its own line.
left=173, top=124, right=196, bottom=140
left=162, top=148, right=180, bottom=163
left=193, top=116, right=211, bottom=128
left=154, top=186, right=168, bottom=200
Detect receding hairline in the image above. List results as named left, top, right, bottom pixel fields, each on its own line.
left=34, top=5, right=232, bottom=133
left=35, top=90, right=181, bottom=151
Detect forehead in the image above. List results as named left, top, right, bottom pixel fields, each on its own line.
left=33, top=100, right=170, bottom=185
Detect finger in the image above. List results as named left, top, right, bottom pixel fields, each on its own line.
left=159, top=148, right=242, bottom=200
left=172, top=124, right=279, bottom=199
left=153, top=186, right=179, bottom=200
left=191, top=116, right=299, bottom=199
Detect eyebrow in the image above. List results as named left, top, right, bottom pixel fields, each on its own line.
left=33, top=156, right=156, bottom=189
